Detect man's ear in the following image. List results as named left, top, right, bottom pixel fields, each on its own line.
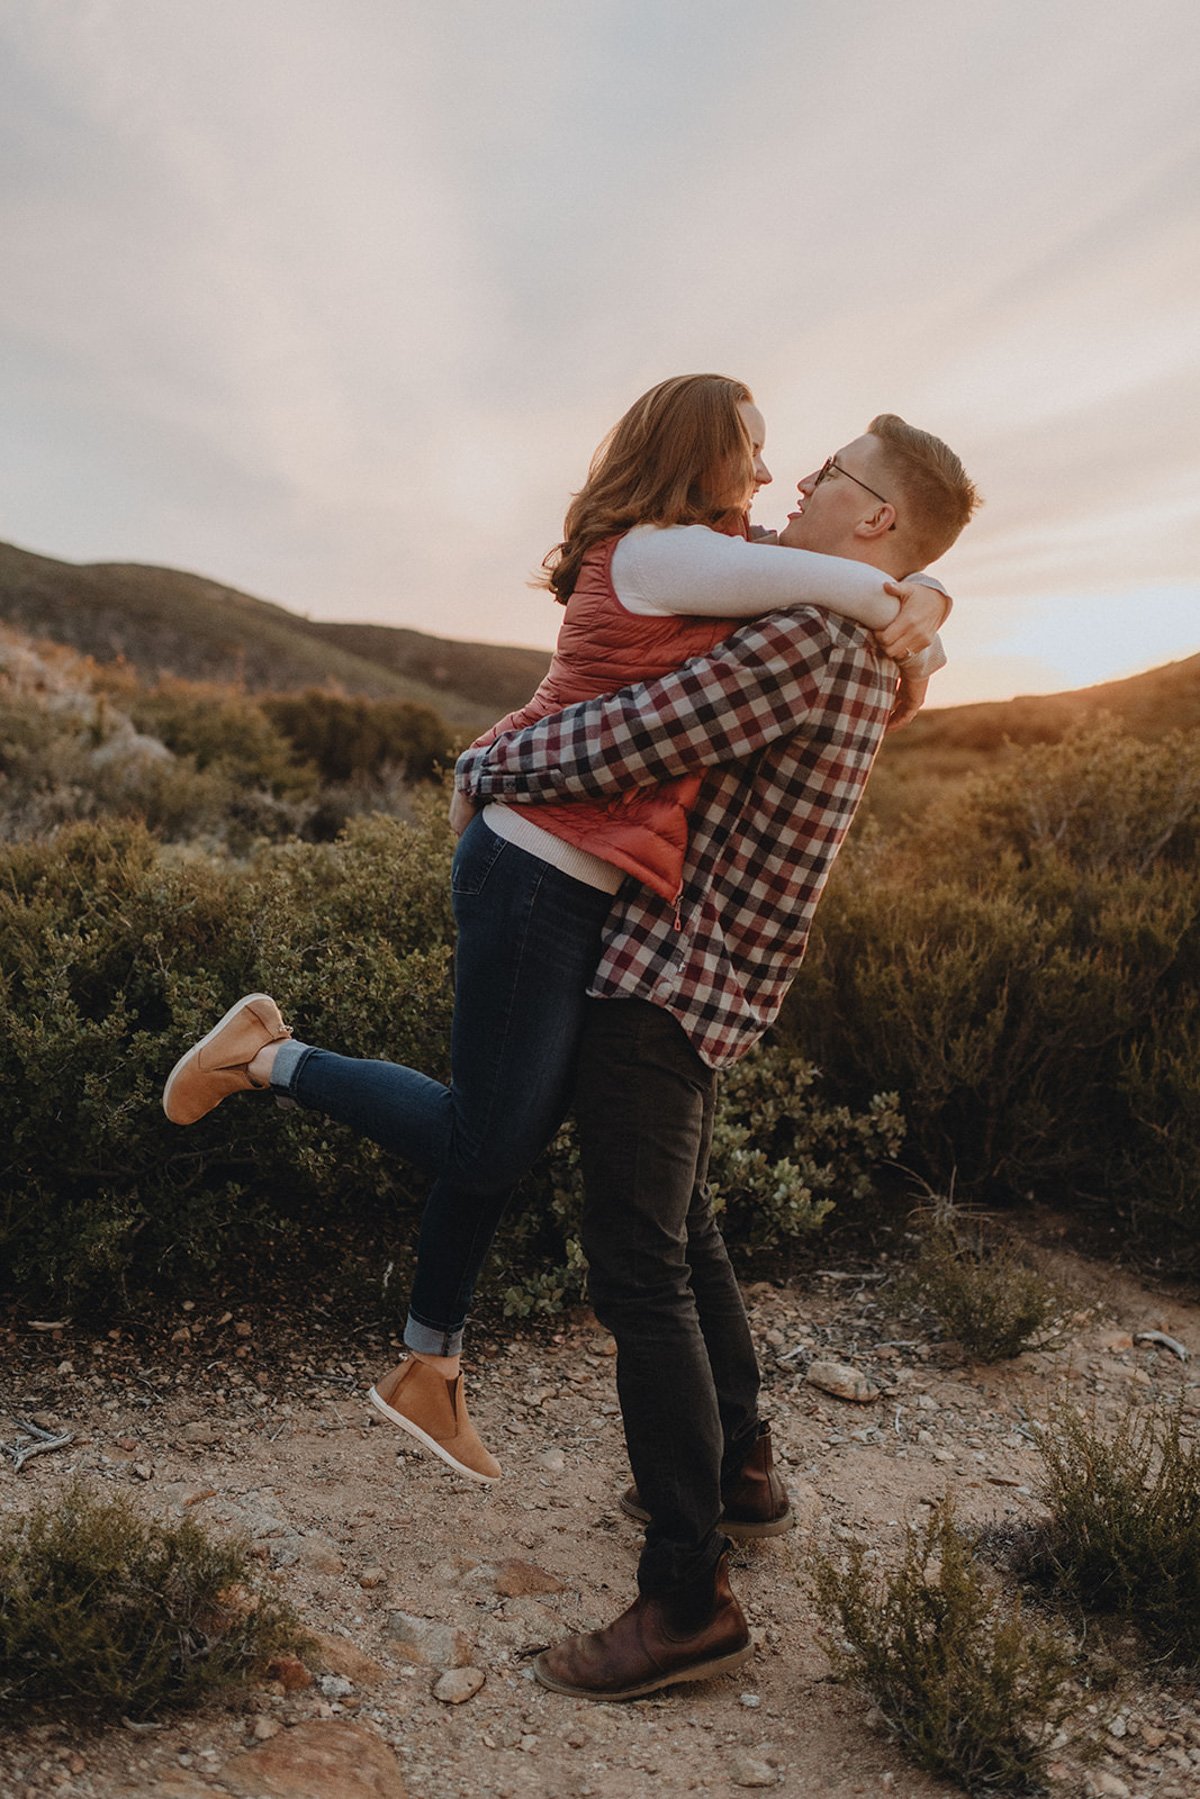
left=854, top=504, right=897, bottom=541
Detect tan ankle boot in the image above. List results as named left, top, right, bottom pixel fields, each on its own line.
left=369, top=1359, right=501, bottom=1483
left=163, top=993, right=291, bottom=1125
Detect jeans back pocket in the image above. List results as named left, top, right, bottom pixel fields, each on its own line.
left=451, top=814, right=507, bottom=895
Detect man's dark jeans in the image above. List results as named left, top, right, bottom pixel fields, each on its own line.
left=574, top=997, right=762, bottom=1597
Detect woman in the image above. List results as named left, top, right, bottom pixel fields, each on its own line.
left=162, top=375, right=947, bottom=1483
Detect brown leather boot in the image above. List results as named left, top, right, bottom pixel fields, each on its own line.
left=533, top=1552, right=751, bottom=1701
left=619, top=1421, right=792, bottom=1539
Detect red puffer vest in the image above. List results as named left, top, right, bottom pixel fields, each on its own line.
left=472, top=526, right=744, bottom=906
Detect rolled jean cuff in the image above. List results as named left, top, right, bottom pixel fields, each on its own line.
left=404, top=1311, right=465, bottom=1358
left=269, top=1038, right=316, bottom=1096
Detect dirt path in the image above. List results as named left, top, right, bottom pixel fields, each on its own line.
left=2, top=1244, right=1199, bottom=1799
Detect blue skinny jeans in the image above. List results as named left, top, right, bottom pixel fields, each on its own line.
left=271, top=812, right=613, bottom=1355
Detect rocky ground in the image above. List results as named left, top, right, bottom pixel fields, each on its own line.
left=2, top=1237, right=1199, bottom=1799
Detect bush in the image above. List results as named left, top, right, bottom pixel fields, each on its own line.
left=785, top=722, right=1200, bottom=1243
left=812, top=1500, right=1076, bottom=1794
left=0, top=1484, right=302, bottom=1721
left=707, top=1047, right=904, bottom=1253
left=0, top=806, right=456, bottom=1303
left=1, top=638, right=455, bottom=851
left=897, top=1199, right=1069, bottom=1362
left=127, top=678, right=315, bottom=798
left=262, top=690, right=455, bottom=784
left=1023, top=1397, right=1200, bottom=1663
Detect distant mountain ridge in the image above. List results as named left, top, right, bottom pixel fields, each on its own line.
left=0, top=539, right=550, bottom=735
left=0, top=537, right=1194, bottom=751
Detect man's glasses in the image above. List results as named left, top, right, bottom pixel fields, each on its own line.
left=814, top=456, right=896, bottom=527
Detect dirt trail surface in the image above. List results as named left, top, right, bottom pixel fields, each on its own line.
left=2, top=1244, right=1199, bottom=1799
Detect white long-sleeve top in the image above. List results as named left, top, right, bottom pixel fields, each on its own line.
left=610, top=523, right=947, bottom=676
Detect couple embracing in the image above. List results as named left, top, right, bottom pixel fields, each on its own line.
left=164, top=374, right=979, bottom=1701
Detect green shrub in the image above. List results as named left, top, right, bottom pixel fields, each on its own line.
left=707, top=1046, right=904, bottom=1252
left=897, top=1201, right=1069, bottom=1362
left=785, top=722, right=1200, bottom=1242
left=127, top=678, right=316, bottom=798
left=812, top=1500, right=1076, bottom=1794
left=1024, top=1398, right=1200, bottom=1663
left=0, top=1484, right=303, bottom=1721
left=263, top=689, right=454, bottom=784
left=0, top=806, right=456, bottom=1303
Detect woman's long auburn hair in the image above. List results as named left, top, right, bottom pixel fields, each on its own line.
left=542, top=374, right=755, bottom=604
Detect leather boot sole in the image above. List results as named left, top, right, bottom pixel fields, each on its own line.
left=618, top=1491, right=793, bottom=1540
left=162, top=991, right=275, bottom=1122
left=367, top=1384, right=497, bottom=1485
left=533, top=1638, right=753, bottom=1701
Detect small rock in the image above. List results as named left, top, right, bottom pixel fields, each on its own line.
left=319, top=1673, right=355, bottom=1700
left=432, top=1666, right=485, bottom=1705
left=731, top=1755, right=777, bottom=1787
left=491, top=1558, right=566, bottom=1598
left=181, top=1420, right=221, bottom=1445
left=739, top=1692, right=761, bottom=1708
left=1090, top=1773, right=1132, bottom=1798
left=538, top=1448, right=566, bottom=1473
left=806, top=1360, right=879, bottom=1404
left=1109, top=1715, right=1128, bottom=1739
left=235, top=1321, right=253, bottom=1338
left=519, top=1733, right=539, bottom=1753
left=1142, top=1726, right=1167, bottom=1749
left=296, top=1533, right=346, bottom=1575
left=132, top=1462, right=154, bottom=1481
left=264, top=1654, right=314, bottom=1692
left=359, top=1567, right=387, bottom=1590
left=386, top=1611, right=473, bottom=1668
left=218, top=1720, right=405, bottom=1799
left=251, top=1717, right=281, bottom=1742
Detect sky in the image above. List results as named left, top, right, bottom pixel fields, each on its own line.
left=2, top=0, right=1198, bottom=707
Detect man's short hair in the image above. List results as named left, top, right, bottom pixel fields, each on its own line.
left=868, top=413, right=981, bottom=565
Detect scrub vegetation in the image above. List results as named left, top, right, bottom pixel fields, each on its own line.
left=811, top=1499, right=1077, bottom=1794
left=1001, top=1397, right=1200, bottom=1666
left=0, top=1484, right=303, bottom=1722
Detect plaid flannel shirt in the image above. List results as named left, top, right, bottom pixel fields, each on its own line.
left=455, top=607, right=896, bottom=1070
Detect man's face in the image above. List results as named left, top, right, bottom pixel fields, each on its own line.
left=778, top=433, right=893, bottom=555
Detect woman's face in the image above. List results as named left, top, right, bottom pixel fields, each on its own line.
left=733, top=401, right=772, bottom=511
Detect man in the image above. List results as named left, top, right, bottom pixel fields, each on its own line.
left=453, top=414, right=980, bottom=1700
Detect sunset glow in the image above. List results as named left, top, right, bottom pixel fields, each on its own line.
left=2, top=0, right=1197, bottom=705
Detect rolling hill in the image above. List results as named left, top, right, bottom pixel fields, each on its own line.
left=0, top=539, right=549, bottom=736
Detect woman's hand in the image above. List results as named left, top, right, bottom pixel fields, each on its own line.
left=886, top=671, right=930, bottom=732
left=873, top=581, right=951, bottom=662
left=449, top=787, right=477, bottom=838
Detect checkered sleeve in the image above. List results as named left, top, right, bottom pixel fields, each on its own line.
left=456, top=610, right=855, bottom=803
